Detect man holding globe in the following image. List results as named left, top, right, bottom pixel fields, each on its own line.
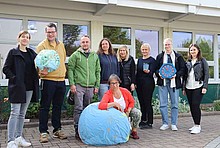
left=36, top=23, right=67, bottom=143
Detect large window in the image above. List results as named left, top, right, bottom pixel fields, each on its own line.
left=196, top=34, right=214, bottom=61
left=173, top=31, right=192, bottom=48
left=103, top=26, right=131, bottom=45
left=135, top=30, right=159, bottom=59
left=0, top=18, right=22, bottom=79
left=173, top=31, right=192, bottom=61
left=63, top=24, right=88, bottom=56
left=173, top=31, right=216, bottom=80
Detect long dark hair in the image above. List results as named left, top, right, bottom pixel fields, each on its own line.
left=188, top=44, right=203, bottom=61
left=97, top=38, right=114, bottom=55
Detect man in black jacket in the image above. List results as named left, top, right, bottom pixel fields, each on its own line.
left=155, top=38, right=185, bottom=131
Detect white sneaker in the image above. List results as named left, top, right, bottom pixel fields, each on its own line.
left=160, top=124, right=169, bottom=130
left=190, top=126, right=201, bottom=134
left=171, top=125, right=178, bottom=131
left=189, top=126, right=195, bottom=131
left=7, top=141, right=18, bottom=148
left=15, top=136, right=31, bottom=147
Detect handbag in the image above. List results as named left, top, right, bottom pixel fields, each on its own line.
left=67, top=90, right=74, bottom=105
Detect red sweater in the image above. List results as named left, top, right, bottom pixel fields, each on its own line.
left=98, top=87, right=135, bottom=113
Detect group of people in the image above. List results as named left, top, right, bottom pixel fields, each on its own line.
left=3, top=22, right=209, bottom=148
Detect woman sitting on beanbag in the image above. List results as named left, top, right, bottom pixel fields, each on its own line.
left=98, top=74, right=141, bottom=139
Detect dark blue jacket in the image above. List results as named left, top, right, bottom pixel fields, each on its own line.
left=98, top=53, right=120, bottom=83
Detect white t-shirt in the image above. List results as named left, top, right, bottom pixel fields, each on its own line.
left=114, top=95, right=126, bottom=112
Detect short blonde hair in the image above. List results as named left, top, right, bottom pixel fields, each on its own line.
left=141, top=43, right=151, bottom=51
left=117, top=45, right=129, bottom=62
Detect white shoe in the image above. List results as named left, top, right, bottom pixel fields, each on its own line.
left=160, top=124, right=169, bottom=130
left=190, top=126, right=201, bottom=134
left=189, top=126, right=195, bottom=131
left=7, top=141, right=18, bottom=148
left=171, top=125, right=178, bottom=131
left=15, top=136, right=31, bottom=147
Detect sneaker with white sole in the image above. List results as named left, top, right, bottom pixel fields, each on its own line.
left=189, top=126, right=195, bottom=131
left=171, top=125, right=178, bottom=131
left=160, top=124, right=169, bottom=130
left=7, top=141, right=18, bottom=148
left=15, top=136, right=31, bottom=147
left=190, top=125, right=201, bottom=134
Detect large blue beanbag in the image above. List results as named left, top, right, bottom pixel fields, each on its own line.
left=78, top=102, right=130, bottom=146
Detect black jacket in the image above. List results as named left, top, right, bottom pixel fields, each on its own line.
left=155, top=51, right=185, bottom=89
left=183, top=58, right=209, bottom=89
left=119, top=56, right=135, bottom=87
left=3, top=47, right=39, bottom=103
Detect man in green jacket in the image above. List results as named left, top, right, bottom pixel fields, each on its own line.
left=68, top=35, right=101, bottom=140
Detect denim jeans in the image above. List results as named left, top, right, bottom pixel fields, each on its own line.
left=39, top=80, right=66, bottom=133
left=98, top=83, right=109, bottom=101
left=158, top=84, right=179, bottom=125
left=8, top=91, right=33, bottom=142
left=73, top=84, right=94, bottom=131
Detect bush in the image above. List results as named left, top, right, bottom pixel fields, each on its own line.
left=152, top=94, right=190, bottom=115
left=213, top=100, right=220, bottom=111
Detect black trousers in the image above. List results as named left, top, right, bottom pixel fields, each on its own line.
left=39, top=80, right=66, bottom=133
left=136, top=78, right=155, bottom=124
left=186, top=87, right=203, bottom=125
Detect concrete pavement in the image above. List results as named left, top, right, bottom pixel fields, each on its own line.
left=1, top=113, right=220, bottom=148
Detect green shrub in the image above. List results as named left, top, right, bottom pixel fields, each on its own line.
left=26, top=103, right=40, bottom=118
left=213, top=100, right=220, bottom=111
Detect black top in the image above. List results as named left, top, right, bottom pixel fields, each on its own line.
left=119, top=56, right=136, bottom=87
left=136, top=56, right=157, bottom=80
left=21, top=51, right=35, bottom=90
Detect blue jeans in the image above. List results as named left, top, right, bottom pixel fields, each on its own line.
left=8, top=91, right=33, bottom=142
left=39, top=80, right=66, bottom=133
left=98, top=84, right=109, bottom=101
left=158, top=85, right=179, bottom=125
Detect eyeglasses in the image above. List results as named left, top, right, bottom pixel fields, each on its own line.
left=165, top=44, right=171, bottom=46
left=46, top=31, right=56, bottom=34
left=110, top=82, right=119, bottom=85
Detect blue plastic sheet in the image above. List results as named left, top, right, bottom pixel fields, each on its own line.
left=35, top=49, right=60, bottom=72
left=78, top=102, right=130, bottom=146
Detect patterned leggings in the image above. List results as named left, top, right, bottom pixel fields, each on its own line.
left=129, top=107, right=142, bottom=128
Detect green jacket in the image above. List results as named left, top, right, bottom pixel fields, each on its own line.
left=68, top=48, right=101, bottom=88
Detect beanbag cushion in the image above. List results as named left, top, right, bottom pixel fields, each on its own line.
left=78, top=102, right=130, bottom=146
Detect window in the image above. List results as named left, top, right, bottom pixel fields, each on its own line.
left=173, top=31, right=192, bottom=61
left=195, top=34, right=214, bottom=61
left=63, top=24, right=88, bottom=56
left=103, top=26, right=131, bottom=45
left=173, top=31, right=192, bottom=48
left=0, top=18, right=22, bottom=79
left=135, top=30, right=159, bottom=59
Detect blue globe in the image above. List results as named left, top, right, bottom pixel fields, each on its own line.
left=78, top=102, right=130, bottom=146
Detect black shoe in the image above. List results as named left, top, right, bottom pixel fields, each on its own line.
left=139, top=121, right=146, bottom=128
left=140, top=123, right=153, bottom=129
left=75, top=132, right=81, bottom=141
